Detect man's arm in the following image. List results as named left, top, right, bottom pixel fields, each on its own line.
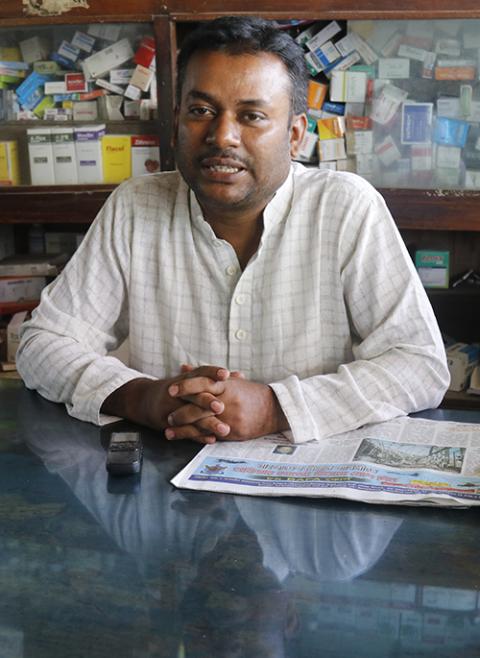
left=263, top=182, right=450, bottom=443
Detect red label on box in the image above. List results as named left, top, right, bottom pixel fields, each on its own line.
left=77, top=89, right=106, bottom=101
left=134, top=36, right=156, bottom=68
left=65, top=73, right=87, bottom=92
left=346, top=115, right=372, bottom=130
left=434, top=66, right=475, bottom=81
left=131, top=134, right=159, bottom=147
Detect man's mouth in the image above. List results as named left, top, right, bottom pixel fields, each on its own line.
left=200, top=157, right=247, bottom=176
left=205, top=164, right=242, bottom=173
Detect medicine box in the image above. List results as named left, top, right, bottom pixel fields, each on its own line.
left=0, top=276, right=46, bottom=303
left=102, top=134, right=131, bottom=184
left=0, top=141, right=20, bottom=186
left=7, top=311, right=29, bottom=363
left=74, top=124, right=105, bottom=184
left=82, top=38, right=134, bottom=79
left=415, top=250, right=449, bottom=288
left=131, top=135, right=160, bottom=176
left=446, top=342, right=480, bottom=391
left=45, top=232, right=84, bottom=255
left=52, top=127, right=78, bottom=185
left=27, top=128, right=55, bottom=185
left=0, top=226, right=14, bottom=261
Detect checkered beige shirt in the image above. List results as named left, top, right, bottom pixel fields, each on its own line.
left=17, top=163, right=449, bottom=441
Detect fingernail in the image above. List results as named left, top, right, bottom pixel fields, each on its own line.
left=165, top=428, right=175, bottom=440
left=211, top=400, right=223, bottom=413
left=169, top=384, right=179, bottom=396
left=217, top=368, right=228, bottom=379
left=167, top=414, right=174, bottom=426
left=216, top=423, right=229, bottom=435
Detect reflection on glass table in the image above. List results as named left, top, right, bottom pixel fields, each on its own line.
left=1, top=381, right=480, bottom=657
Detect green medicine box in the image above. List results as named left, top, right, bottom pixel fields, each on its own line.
left=415, top=250, right=450, bottom=289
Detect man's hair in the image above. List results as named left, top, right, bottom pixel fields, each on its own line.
left=176, top=16, right=309, bottom=115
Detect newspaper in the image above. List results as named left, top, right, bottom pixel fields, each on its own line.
left=171, top=416, right=480, bottom=507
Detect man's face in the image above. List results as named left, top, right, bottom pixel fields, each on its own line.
left=174, top=50, right=306, bottom=220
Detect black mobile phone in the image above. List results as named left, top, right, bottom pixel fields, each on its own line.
left=106, top=432, right=143, bottom=476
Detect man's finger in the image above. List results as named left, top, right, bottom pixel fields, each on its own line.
left=164, top=424, right=217, bottom=444
left=167, top=403, right=218, bottom=426
left=169, top=375, right=227, bottom=398
left=166, top=416, right=230, bottom=440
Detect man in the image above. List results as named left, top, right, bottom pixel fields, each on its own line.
left=17, top=17, right=449, bottom=444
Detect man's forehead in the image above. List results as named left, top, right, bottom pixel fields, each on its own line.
left=181, top=50, right=291, bottom=99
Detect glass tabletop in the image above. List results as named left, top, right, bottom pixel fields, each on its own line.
left=1, top=379, right=480, bottom=658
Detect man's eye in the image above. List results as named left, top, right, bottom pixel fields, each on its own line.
left=243, top=112, right=265, bottom=123
left=189, top=107, right=214, bottom=117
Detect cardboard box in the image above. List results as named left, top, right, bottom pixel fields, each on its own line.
left=415, top=250, right=449, bottom=288
left=19, top=36, right=49, bottom=63
left=82, top=38, right=134, bottom=79
left=134, top=36, right=156, bottom=68
left=0, top=226, right=14, bottom=261
left=73, top=100, right=98, bottom=122
left=72, top=31, right=96, bottom=54
left=0, top=253, right=68, bottom=276
left=296, top=131, right=318, bottom=162
left=7, top=311, right=29, bottom=363
left=52, top=127, right=78, bottom=185
left=102, top=134, right=131, bottom=183
left=446, top=342, right=480, bottom=391
left=131, top=135, right=160, bottom=176
left=129, top=64, right=154, bottom=92
left=27, top=128, right=55, bottom=186
left=45, top=232, right=84, bottom=255
left=330, top=71, right=367, bottom=103
left=317, top=117, right=345, bottom=140
left=0, top=141, right=20, bottom=186
left=318, top=138, right=346, bottom=161
left=0, top=276, right=46, bottom=303
left=74, top=124, right=105, bottom=184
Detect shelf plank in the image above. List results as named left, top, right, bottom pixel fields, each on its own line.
left=2, top=185, right=480, bottom=230
left=165, top=0, right=480, bottom=20
left=0, top=185, right=114, bottom=223
left=381, top=189, right=480, bottom=231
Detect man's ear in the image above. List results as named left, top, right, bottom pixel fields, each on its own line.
left=171, top=105, right=180, bottom=149
left=289, top=113, right=308, bottom=159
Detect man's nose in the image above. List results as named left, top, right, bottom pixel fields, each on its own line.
left=205, top=113, right=241, bottom=148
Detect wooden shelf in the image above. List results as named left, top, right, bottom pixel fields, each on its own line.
left=165, top=0, right=480, bottom=20
left=0, top=185, right=114, bottom=224
left=1, top=185, right=480, bottom=230
left=381, top=189, right=480, bottom=232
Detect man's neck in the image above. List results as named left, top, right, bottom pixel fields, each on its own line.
left=202, top=205, right=268, bottom=270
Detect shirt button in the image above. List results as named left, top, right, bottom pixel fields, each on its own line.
left=226, top=265, right=237, bottom=276
left=235, top=329, right=247, bottom=341
left=235, top=294, right=247, bottom=305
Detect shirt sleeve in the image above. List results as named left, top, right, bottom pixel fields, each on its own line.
left=16, top=182, right=155, bottom=425
left=270, top=186, right=450, bottom=443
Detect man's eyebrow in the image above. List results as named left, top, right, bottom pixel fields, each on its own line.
left=186, top=89, right=271, bottom=107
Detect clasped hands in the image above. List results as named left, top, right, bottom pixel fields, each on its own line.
left=161, top=364, right=287, bottom=445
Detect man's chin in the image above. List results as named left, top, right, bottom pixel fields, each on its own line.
left=194, top=185, right=254, bottom=211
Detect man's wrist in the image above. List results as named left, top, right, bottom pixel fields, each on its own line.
left=101, top=377, right=173, bottom=428
left=266, top=385, right=289, bottom=435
